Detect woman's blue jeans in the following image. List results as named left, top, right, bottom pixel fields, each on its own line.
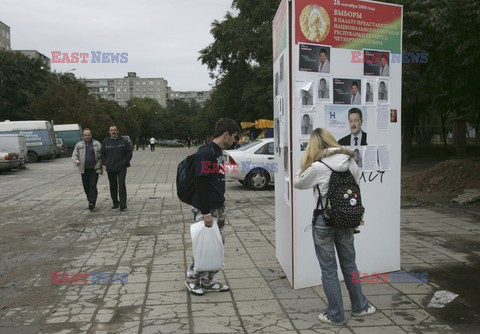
left=312, top=214, right=369, bottom=323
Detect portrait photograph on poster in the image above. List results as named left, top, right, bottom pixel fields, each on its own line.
left=300, top=112, right=315, bottom=138
left=364, top=79, right=375, bottom=105
left=390, top=108, right=398, bottom=123
left=297, top=81, right=314, bottom=108
left=378, top=79, right=389, bottom=104
left=299, top=43, right=330, bottom=73
left=317, top=77, right=331, bottom=103
left=324, top=105, right=368, bottom=146
left=300, top=142, right=308, bottom=151
left=363, top=50, right=390, bottom=77
left=347, top=145, right=365, bottom=169
left=274, top=117, right=280, bottom=153
left=333, top=78, right=361, bottom=105
left=283, top=146, right=289, bottom=173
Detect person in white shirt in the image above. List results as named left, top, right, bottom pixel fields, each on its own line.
left=149, top=137, right=156, bottom=152
left=318, top=48, right=330, bottom=73
left=380, top=55, right=389, bottom=76
left=350, top=82, right=361, bottom=105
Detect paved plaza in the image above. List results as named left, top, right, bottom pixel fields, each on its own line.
left=0, top=148, right=478, bottom=333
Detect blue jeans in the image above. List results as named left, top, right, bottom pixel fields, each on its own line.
left=312, top=214, right=369, bottom=323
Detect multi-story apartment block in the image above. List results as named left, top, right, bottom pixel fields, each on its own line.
left=168, top=90, right=211, bottom=106
left=15, top=50, right=51, bottom=69
left=80, top=72, right=168, bottom=107
left=0, top=21, right=11, bottom=51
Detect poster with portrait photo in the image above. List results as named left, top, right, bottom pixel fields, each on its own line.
left=333, top=78, right=361, bottom=105
left=317, top=77, right=332, bottom=103
left=274, top=117, right=280, bottom=154
left=296, top=81, right=314, bottom=109
left=324, top=105, right=368, bottom=146
left=300, top=112, right=315, bottom=138
left=364, top=79, right=375, bottom=106
left=363, top=50, right=390, bottom=77
left=390, top=109, right=398, bottom=123
left=299, top=44, right=331, bottom=73
left=283, top=146, right=289, bottom=173
left=347, top=145, right=365, bottom=169
left=377, top=79, right=389, bottom=104
left=300, top=141, right=308, bottom=151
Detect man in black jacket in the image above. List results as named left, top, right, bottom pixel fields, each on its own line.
left=185, top=118, right=240, bottom=296
left=101, top=125, right=132, bottom=211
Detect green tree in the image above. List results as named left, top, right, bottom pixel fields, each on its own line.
left=199, top=0, right=280, bottom=124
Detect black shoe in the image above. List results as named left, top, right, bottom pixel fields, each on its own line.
left=120, top=206, right=127, bottom=211
left=112, top=203, right=119, bottom=209
left=88, top=203, right=95, bottom=211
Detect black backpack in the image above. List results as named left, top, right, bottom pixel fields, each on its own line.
left=314, top=160, right=364, bottom=229
left=176, top=145, right=214, bottom=205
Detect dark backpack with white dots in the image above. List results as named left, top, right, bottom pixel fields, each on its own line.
left=315, top=160, right=364, bottom=229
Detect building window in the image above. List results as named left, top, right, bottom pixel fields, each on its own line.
left=142, top=81, right=146, bottom=85
left=116, top=81, right=121, bottom=86
left=116, top=88, right=121, bottom=92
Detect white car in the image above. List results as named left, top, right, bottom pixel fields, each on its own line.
left=223, top=138, right=275, bottom=190
left=0, top=150, right=20, bottom=172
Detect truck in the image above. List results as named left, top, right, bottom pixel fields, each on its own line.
left=0, top=121, right=56, bottom=163
left=53, top=124, right=82, bottom=156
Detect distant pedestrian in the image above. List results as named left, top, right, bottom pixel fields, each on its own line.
left=141, top=137, right=146, bottom=150
left=294, top=128, right=376, bottom=325
left=187, top=137, right=192, bottom=149
left=185, top=117, right=240, bottom=296
left=101, top=125, right=132, bottom=211
left=135, top=138, right=140, bottom=151
left=72, top=128, right=102, bottom=211
left=149, top=137, right=156, bottom=151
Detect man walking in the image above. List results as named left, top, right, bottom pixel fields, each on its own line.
left=149, top=137, right=156, bottom=151
left=101, top=125, right=132, bottom=211
left=72, top=128, right=102, bottom=210
left=185, top=117, right=240, bottom=296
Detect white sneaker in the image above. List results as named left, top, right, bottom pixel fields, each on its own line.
left=352, top=304, right=376, bottom=317
left=317, top=312, right=346, bottom=326
left=201, top=282, right=230, bottom=292
left=185, top=281, right=204, bottom=296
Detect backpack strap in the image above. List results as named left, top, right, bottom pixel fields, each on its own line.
left=315, top=159, right=333, bottom=212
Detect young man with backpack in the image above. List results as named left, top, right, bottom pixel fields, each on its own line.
left=294, top=128, right=376, bottom=326
left=184, top=118, right=240, bottom=296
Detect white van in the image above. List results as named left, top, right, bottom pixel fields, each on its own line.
left=0, top=121, right=56, bottom=162
left=0, top=134, right=28, bottom=168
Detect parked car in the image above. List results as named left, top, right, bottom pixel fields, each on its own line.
left=55, top=138, right=66, bottom=157
left=0, top=134, right=28, bottom=168
left=53, top=124, right=82, bottom=157
left=159, top=140, right=185, bottom=147
left=0, top=120, right=56, bottom=163
left=223, top=138, right=275, bottom=190
left=0, top=150, right=20, bottom=172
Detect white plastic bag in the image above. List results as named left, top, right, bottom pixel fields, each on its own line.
left=190, top=220, right=224, bottom=272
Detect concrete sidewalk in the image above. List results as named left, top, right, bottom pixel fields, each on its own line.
left=0, top=148, right=478, bottom=333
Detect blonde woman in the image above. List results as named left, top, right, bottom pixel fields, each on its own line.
left=294, top=128, right=376, bottom=325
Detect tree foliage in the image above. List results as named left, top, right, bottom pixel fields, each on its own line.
left=199, top=0, right=281, bottom=124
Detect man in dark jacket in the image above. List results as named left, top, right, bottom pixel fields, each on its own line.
left=185, top=117, right=240, bottom=296
left=101, top=125, right=132, bottom=211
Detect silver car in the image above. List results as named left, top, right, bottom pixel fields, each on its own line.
left=0, top=150, right=21, bottom=172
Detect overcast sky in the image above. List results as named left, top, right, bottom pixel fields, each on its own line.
left=2, top=0, right=233, bottom=91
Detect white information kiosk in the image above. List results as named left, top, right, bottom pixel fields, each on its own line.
left=273, top=0, right=403, bottom=288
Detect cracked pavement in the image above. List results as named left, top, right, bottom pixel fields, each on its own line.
left=0, top=148, right=478, bottom=333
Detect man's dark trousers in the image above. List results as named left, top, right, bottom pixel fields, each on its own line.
left=107, top=168, right=127, bottom=207
left=81, top=168, right=99, bottom=205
